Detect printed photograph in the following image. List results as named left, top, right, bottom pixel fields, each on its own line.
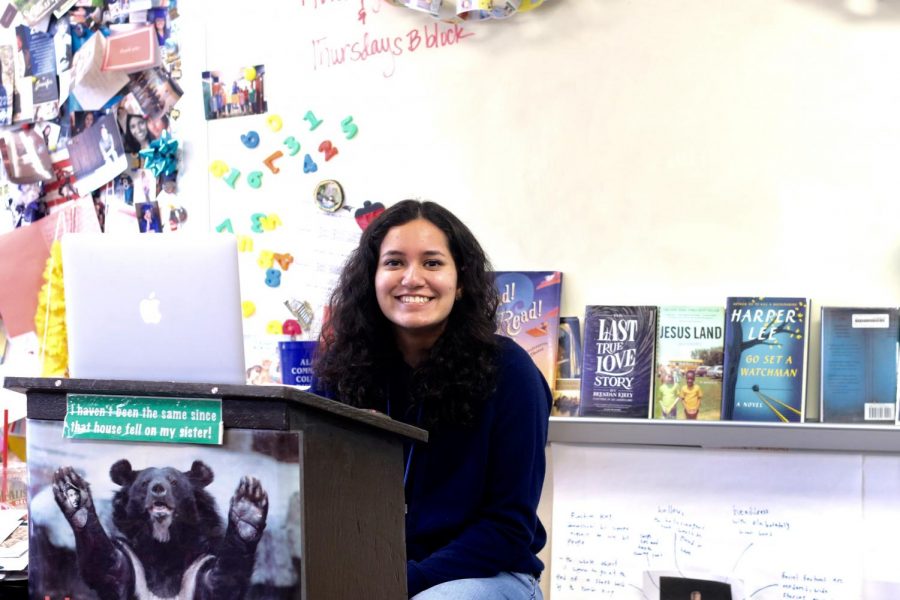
left=643, top=572, right=744, bottom=600
left=134, top=167, right=157, bottom=205
left=43, top=149, right=80, bottom=206
left=127, top=66, right=183, bottom=120
left=0, top=127, right=54, bottom=184
left=659, top=576, right=732, bottom=600
left=148, top=7, right=169, bottom=45
left=91, top=183, right=110, bottom=232
left=117, top=93, right=170, bottom=152
left=37, top=120, right=62, bottom=152
left=3, top=181, right=46, bottom=228
left=0, top=44, right=14, bottom=126
left=27, top=421, right=302, bottom=599
left=15, top=23, right=57, bottom=77
left=69, top=110, right=103, bottom=137
left=113, top=172, right=135, bottom=205
left=32, top=73, right=60, bottom=121
left=245, top=336, right=281, bottom=385
left=67, top=5, right=103, bottom=38
left=11, top=79, right=33, bottom=124
left=12, top=0, right=61, bottom=26
left=67, top=113, right=128, bottom=193
left=103, top=174, right=138, bottom=234
left=122, top=113, right=154, bottom=153
left=201, top=64, right=267, bottom=120
left=135, top=200, right=162, bottom=233
left=50, top=14, right=72, bottom=72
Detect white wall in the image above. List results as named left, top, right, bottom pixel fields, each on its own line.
left=181, top=0, right=900, bottom=389
left=182, top=4, right=900, bottom=596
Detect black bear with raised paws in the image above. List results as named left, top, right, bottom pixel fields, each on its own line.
left=52, top=459, right=268, bottom=600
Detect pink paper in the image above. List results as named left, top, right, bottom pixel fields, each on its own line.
left=0, top=199, right=100, bottom=337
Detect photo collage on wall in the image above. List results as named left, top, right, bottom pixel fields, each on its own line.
left=0, top=0, right=186, bottom=237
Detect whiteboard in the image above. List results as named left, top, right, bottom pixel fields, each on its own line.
left=551, top=443, right=900, bottom=600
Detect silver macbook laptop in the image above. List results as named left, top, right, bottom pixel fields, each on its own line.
left=61, top=233, right=246, bottom=384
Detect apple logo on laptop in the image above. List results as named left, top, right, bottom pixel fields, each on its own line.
left=139, top=292, right=162, bottom=324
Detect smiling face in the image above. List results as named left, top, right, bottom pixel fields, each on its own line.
left=129, top=116, right=148, bottom=143
left=375, top=218, right=460, bottom=359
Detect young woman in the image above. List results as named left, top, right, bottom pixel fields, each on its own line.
left=313, top=200, right=550, bottom=599
left=122, top=114, right=151, bottom=153
left=98, top=124, right=117, bottom=163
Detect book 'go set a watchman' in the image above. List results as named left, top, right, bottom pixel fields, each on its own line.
left=579, top=305, right=657, bottom=418
left=721, top=297, right=810, bottom=423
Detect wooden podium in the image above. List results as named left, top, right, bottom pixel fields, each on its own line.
left=4, top=377, right=427, bottom=600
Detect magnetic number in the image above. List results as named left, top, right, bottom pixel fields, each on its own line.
left=215, top=218, right=233, bottom=233
left=223, top=168, right=241, bottom=188
left=266, top=114, right=283, bottom=132
left=240, top=131, right=260, bottom=148
left=265, top=269, right=282, bottom=287
left=318, top=141, right=338, bottom=161
left=237, top=235, right=254, bottom=252
left=252, top=213, right=281, bottom=233
left=303, top=154, right=318, bottom=173
left=257, top=250, right=275, bottom=269
left=303, top=110, right=323, bottom=131
left=261, top=214, right=282, bottom=231
left=209, top=160, right=229, bottom=178
left=247, top=171, right=263, bottom=188
left=273, top=252, right=294, bottom=271
left=251, top=214, right=268, bottom=234
left=341, top=116, right=358, bottom=139
left=283, top=136, right=301, bottom=156
left=263, top=151, right=284, bottom=174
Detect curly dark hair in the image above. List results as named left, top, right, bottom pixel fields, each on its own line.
left=314, top=200, right=499, bottom=427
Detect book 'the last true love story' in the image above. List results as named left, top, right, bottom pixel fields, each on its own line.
left=579, top=305, right=657, bottom=418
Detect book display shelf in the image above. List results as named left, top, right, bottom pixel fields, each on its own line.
left=549, top=417, right=900, bottom=453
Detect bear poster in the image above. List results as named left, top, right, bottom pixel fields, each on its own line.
left=27, top=420, right=302, bottom=599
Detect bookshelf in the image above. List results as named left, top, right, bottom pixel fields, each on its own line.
left=549, top=417, right=900, bottom=453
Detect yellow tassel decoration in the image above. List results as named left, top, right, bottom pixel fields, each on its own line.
left=34, top=240, right=68, bottom=377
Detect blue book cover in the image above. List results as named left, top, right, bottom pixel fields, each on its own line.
left=578, top=305, right=657, bottom=418
left=721, top=297, right=809, bottom=422
left=820, top=307, right=899, bottom=424
left=493, top=271, right=562, bottom=390
left=557, top=315, right=582, bottom=380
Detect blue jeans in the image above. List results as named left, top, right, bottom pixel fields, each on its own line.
left=411, top=572, right=542, bottom=600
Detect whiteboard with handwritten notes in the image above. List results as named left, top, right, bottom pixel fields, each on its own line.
left=551, top=443, right=900, bottom=600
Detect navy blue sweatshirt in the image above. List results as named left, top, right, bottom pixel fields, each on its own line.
left=314, top=336, right=551, bottom=597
